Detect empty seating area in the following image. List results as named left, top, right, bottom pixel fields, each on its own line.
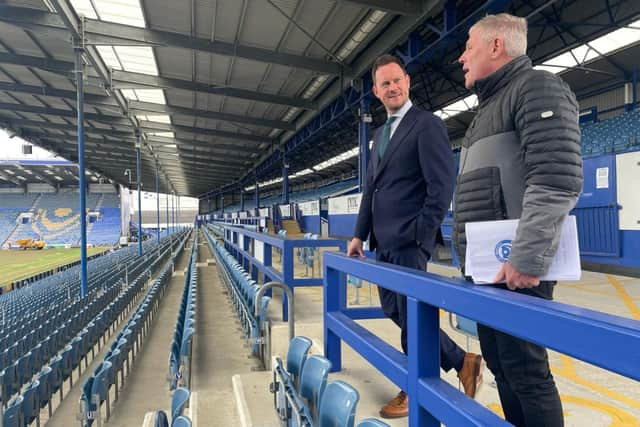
left=168, top=231, right=198, bottom=392
left=88, top=208, right=121, bottom=246
left=3, top=192, right=121, bottom=247
left=78, top=252, right=178, bottom=426
left=272, top=336, right=389, bottom=427
left=581, top=108, right=640, bottom=155
left=203, top=225, right=272, bottom=362
left=0, top=229, right=189, bottom=426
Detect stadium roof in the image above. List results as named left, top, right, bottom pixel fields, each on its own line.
left=0, top=0, right=638, bottom=197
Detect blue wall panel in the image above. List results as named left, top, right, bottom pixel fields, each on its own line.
left=301, top=215, right=320, bottom=234
left=329, top=214, right=357, bottom=239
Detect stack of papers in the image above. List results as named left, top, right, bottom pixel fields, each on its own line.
left=465, top=216, right=581, bottom=284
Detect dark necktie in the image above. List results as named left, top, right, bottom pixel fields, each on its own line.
left=378, top=116, right=397, bottom=159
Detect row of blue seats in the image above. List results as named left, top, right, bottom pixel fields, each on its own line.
left=0, top=235, right=182, bottom=397
left=79, top=245, right=181, bottom=427
left=168, top=231, right=198, bottom=391
left=1, top=233, right=187, bottom=427
left=203, top=226, right=270, bottom=357
left=145, top=387, right=192, bottom=427
left=272, top=336, right=389, bottom=427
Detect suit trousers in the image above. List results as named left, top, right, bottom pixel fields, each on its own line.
left=376, top=245, right=466, bottom=372
left=477, top=281, right=563, bottom=427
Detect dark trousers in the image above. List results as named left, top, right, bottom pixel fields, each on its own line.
left=477, top=282, right=563, bottom=427
left=376, top=245, right=466, bottom=372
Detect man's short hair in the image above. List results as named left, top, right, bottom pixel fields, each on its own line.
left=371, top=54, right=407, bottom=83
left=470, top=13, right=527, bottom=57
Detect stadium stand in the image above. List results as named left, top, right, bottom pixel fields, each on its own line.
left=581, top=108, right=640, bottom=155
left=0, top=230, right=188, bottom=426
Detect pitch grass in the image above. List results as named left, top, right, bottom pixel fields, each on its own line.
left=0, top=247, right=108, bottom=288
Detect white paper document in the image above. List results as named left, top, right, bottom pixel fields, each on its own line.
left=464, top=216, right=581, bottom=284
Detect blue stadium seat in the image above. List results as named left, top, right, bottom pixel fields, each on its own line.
left=317, top=381, right=360, bottom=427
left=3, top=395, right=24, bottom=427
left=171, top=387, right=190, bottom=421
left=286, top=336, right=313, bottom=387
left=357, top=418, right=391, bottom=427
left=299, top=355, right=331, bottom=419
left=154, top=410, right=169, bottom=427
left=172, top=415, right=192, bottom=427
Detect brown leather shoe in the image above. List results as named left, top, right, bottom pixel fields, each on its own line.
left=458, top=353, right=484, bottom=398
left=379, top=390, right=409, bottom=418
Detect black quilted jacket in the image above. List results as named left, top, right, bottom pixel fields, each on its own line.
left=453, top=55, right=583, bottom=276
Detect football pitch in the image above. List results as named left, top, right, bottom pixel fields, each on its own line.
left=0, top=247, right=108, bottom=288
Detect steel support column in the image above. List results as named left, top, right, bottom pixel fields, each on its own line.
left=255, top=177, right=260, bottom=210
left=358, top=94, right=372, bottom=193
left=155, top=161, right=160, bottom=242
left=166, top=191, right=170, bottom=236
left=282, top=155, right=289, bottom=204
left=221, top=195, right=225, bottom=214
left=240, top=189, right=244, bottom=211
left=135, top=131, right=143, bottom=257
left=74, top=37, right=88, bottom=299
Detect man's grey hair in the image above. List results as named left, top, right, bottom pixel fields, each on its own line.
left=470, top=13, right=527, bottom=57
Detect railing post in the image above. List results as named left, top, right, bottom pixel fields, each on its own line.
left=408, top=297, right=440, bottom=427
left=323, top=264, right=345, bottom=372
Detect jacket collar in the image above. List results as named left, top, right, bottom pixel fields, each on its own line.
left=473, top=55, right=532, bottom=103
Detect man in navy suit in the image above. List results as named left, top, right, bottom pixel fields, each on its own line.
left=347, top=54, right=484, bottom=418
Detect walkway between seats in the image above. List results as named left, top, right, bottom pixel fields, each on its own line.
left=48, top=239, right=191, bottom=427
left=191, top=230, right=262, bottom=426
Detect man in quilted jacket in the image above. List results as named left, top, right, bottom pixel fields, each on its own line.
left=454, top=13, right=583, bottom=426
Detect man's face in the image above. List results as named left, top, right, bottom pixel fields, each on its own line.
left=458, top=28, right=497, bottom=90
left=372, top=62, right=410, bottom=114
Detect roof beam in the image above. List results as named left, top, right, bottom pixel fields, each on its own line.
left=0, top=81, right=115, bottom=108
left=0, top=5, right=347, bottom=76
left=0, top=170, right=24, bottom=186
left=0, top=118, right=135, bottom=138
left=0, top=102, right=132, bottom=127
left=153, top=152, right=247, bottom=169
left=139, top=121, right=271, bottom=144
left=147, top=135, right=259, bottom=155
left=338, top=0, right=425, bottom=15
left=111, top=70, right=316, bottom=110
left=128, top=100, right=294, bottom=130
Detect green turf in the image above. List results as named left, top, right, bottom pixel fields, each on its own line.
left=0, top=247, right=108, bottom=287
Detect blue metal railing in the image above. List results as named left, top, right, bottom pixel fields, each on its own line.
left=323, top=252, right=640, bottom=427
left=217, top=223, right=346, bottom=320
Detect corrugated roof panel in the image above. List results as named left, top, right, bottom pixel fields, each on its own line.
left=0, top=24, right=44, bottom=57
left=238, top=1, right=289, bottom=50
left=143, top=0, right=191, bottom=33
left=227, top=58, right=270, bottom=90
left=155, top=47, right=194, bottom=80
left=194, top=51, right=232, bottom=87
left=277, top=1, right=336, bottom=56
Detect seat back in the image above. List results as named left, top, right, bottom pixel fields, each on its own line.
left=172, top=415, right=192, bottom=427
left=21, top=379, right=40, bottom=425
left=3, top=394, right=25, bottom=427
left=299, top=355, right=331, bottom=413
left=154, top=409, right=169, bottom=427
left=317, top=381, right=360, bottom=427
left=356, top=418, right=391, bottom=427
left=171, top=387, right=190, bottom=420
left=286, top=336, right=312, bottom=384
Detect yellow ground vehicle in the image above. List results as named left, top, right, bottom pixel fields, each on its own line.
left=15, top=238, right=45, bottom=250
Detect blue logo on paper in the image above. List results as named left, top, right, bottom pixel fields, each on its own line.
left=494, top=240, right=512, bottom=263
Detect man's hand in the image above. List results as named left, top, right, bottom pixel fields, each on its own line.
left=493, top=262, right=540, bottom=290
left=347, top=237, right=365, bottom=258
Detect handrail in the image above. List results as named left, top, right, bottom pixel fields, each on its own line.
left=255, top=281, right=295, bottom=342
left=323, top=251, right=640, bottom=426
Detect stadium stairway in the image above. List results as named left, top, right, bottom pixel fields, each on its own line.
left=191, top=229, right=264, bottom=426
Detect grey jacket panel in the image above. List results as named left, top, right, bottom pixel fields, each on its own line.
left=453, top=55, right=583, bottom=276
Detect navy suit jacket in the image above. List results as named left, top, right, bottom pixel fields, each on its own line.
left=354, top=105, right=454, bottom=255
